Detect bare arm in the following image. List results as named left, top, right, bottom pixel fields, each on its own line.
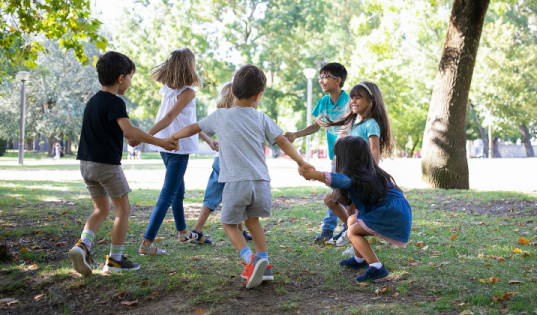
left=284, top=121, right=321, bottom=143
left=169, top=123, right=202, bottom=141
left=369, top=135, right=380, bottom=165
left=117, top=118, right=176, bottom=151
left=147, top=89, right=195, bottom=136
left=199, top=131, right=218, bottom=151
left=301, top=169, right=326, bottom=182
left=274, top=135, right=315, bottom=174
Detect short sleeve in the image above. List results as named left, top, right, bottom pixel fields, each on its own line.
left=367, top=120, right=381, bottom=138
left=262, top=114, right=284, bottom=145
left=311, top=98, right=324, bottom=117
left=107, top=98, right=129, bottom=121
left=197, top=110, right=218, bottom=137
left=328, top=172, right=352, bottom=189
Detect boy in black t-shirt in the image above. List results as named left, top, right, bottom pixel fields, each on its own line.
left=69, top=51, right=177, bottom=276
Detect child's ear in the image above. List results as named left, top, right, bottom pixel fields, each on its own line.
left=116, top=74, right=124, bottom=84
left=336, top=77, right=342, bottom=87
left=255, top=91, right=263, bottom=101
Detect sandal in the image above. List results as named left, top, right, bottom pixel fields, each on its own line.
left=178, top=231, right=192, bottom=244
left=190, top=230, right=212, bottom=245
left=139, top=243, right=169, bottom=256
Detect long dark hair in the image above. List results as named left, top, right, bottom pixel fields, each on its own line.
left=319, top=81, right=394, bottom=158
left=331, top=136, right=400, bottom=206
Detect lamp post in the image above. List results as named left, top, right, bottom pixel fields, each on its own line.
left=16, top=71, right=30, bottom=165
left=303, top=68, right=316, bottom=161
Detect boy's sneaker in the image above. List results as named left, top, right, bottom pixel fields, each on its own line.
left=241, top=264, right=274, bottom=281
left=314, top=230, right=333, bottom=243
left=103, top=255, right=141, bottom=273
left=336, top=230, right=350, bottom=246
left=68, top=240, right=94, bottom=276
left=355, top=266, right=389, bottom=282
left=243, top=230, right=252, bottom=241
left=342, top=245, right=354, bottom=256
left=332, top=227, right=346, bottom=241
left=241, top=254, right=268, bottom=289
left=339, top=256, right=369, bottom=270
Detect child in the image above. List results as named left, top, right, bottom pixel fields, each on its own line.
left=69, top=51, right=177, bottom=275
left=189, top=82, right=252, bottom=245
left=318, top=81, right=394, bottom=248
left=284, top=63, right=349, bottom=243
left=133, top=48, right=217, bottom=256
left=301, top=136, right=411, bottom=282
left=167, top=64, right=314, bottom=289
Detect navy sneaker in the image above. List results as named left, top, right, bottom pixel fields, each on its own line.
left=339, top=256, right=369, bottom=269
left=355, top=265, right=389, bottom=282
left=243, top=230, right=252, bottom=241
left=315, top=230, right=333, bottom=243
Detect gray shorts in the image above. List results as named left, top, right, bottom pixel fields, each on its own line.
left=220, top=180, right=272, bottom=224
left=80, top=161, right=132, bottom=198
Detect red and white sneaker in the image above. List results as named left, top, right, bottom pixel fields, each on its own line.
left=240, top=254, right=268, bottom=289
left=241, top=263, right=273, bottom=281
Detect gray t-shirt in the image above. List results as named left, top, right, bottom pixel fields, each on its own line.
left=197, top=107, right=283, bottom=182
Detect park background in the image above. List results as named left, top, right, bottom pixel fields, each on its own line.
left=1, top=0, right=537, bottom=314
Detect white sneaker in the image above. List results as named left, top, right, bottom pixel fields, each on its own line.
left=336, top=230, right=351, bottom=246
left=342, top=245, right=354, bottom=256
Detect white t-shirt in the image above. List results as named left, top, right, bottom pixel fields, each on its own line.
left=149, top=85, right=199, bottom=155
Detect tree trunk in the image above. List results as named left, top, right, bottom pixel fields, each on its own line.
left=8, top=139, right=13, bottom=150
left=59, top=133, right=65, bottom=157
left=26, top=139, right=32, bottom=152
left=410, top=136, right=420, bottom=158
left=421, top=0, right=489, bottom=189
left=66, top=132, right=73, bottom=155
left=47, top=136, right=56, bottom=156
left=493, top=137, right=501, bottom=158
left=519, top=123, right=535, bottom=158
left=468, top=101, right=488, bottom=157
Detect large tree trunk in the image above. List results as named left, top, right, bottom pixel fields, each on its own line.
left=47, top=136, right=56, bottom=157
left=421, top=0, right=489, bottom=189
left=468, top=101, right=488, bottom=157
left=519, top=123, right=535, bottom=158
left=492, top=137, right=501, bottom=158
left=8, top=139, right=13, bottom=150
left=66, top=132, right=73, bottom=155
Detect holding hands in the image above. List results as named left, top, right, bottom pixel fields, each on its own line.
left=283, top=132, right=297, bottom=143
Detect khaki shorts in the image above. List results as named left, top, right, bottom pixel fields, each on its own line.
left=80, top=160, right=132, bottom=198
left=220, top=180, right=272, bottom=224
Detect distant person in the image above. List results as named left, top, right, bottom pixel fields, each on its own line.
left=284, top=63, right=349, bottom=243
left=127, top=144, right=135, bottom=160
left=302, top=136, right=411, bottom=282
left=167, top=64, right=314, bottom=289
left=136, top=146, right=142, bottom=160
left=68, top=51, right=177, bottom=276
left=129, top=48, right=217, bottom=257
left=52, top=142, right=63, bottom=161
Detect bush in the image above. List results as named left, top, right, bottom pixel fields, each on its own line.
left=0, top=139, right=7, bottom=156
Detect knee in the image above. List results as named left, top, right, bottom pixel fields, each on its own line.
left=324, top=193, right=334, bottom=207
left=115, top=203, right=131, bottom=218
left=244, top=217, right=259, bottom=229
left=347, top=215, right=356, bottom=227
left=94, top=207, right=110, bottom=217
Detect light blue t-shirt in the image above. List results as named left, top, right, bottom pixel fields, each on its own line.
left=350, top=117, right=381, bottom=144
left=312, top=91, right=349, bottom=160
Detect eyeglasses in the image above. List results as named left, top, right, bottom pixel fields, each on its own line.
left=317, top=74, right=339, bottom=82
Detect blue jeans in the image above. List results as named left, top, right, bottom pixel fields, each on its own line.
left=203, top=157, right=224, bottom=211
left=143, top=153, right=189, bottom=242
left=321, top=160, right=338, bottom=232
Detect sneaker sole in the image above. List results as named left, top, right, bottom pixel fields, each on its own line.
left=68, top=247, right=92, bottom=276
left=103, top=264, right=141, bottom=274
left=245, top=259, right=268, bottom=289
left=241, top=274, right=274, bottom=281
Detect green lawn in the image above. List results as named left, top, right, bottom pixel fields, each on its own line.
left=0, top=178, right=536, bottom=314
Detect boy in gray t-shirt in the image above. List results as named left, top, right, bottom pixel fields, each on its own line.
left=168, top=64, right=314, bottom=289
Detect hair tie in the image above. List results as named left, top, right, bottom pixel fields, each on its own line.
left=357, top=83, right=372, bottom=96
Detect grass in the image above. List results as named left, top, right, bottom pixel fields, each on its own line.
left=0, top=175, right=536, bottom=313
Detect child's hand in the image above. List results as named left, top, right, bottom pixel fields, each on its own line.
left=209, top=140, right=219, bottom=152
left=301, top=168, right=318, bottom=181
left=298, top=161, right=315, bottom=176
left=283, top=132, right=297, bottom=143
left=128, top=138, right=141, bottom=147
left=162, top=137, right=179, bottom=151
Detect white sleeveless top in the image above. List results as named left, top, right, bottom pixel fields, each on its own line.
left=148, top=85, right=199, bottom=155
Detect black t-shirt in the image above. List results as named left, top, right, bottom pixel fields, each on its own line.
left=77, top=91, right=129, bottom=165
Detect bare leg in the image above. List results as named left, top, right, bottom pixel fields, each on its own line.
left=83, top=196, right=111, bottom=234
left=223, top=223, right=247, bottom=251
left=244, top=217, right=266, bottom=253
left=347, top=221, right=379, bottom=264
left=193, top=205, right=213, bottom=232
left=324, top=193, right=348, bottom=228
left=110, top=194, right=131, bottom=246
left=347, top=204, right=357, bottom=217
left=238, top=223, right=244, bottom=232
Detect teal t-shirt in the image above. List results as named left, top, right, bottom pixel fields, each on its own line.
left=349, top=117, right=381, bottom=144
left=312, top=91, right=349, bottom=160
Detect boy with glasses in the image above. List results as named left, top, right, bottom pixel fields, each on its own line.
left=284, top=63, right=349, bottom=243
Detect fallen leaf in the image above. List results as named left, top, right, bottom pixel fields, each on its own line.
left=431, top=251, right=440, bottom=256
left=450, top=235, right=457, bottom=241
left=517, top=237, right=531, bottom=245
left=485, top=263, right=491, bottom=267
left=459, top=311, right=474, bottom=315
left=190, top=256, right=200, bottom=261
left=374, top=286, right=391, bottom=295
left=392, top=292, right=400, bottom=298
left=512, top=229, right=519, bottom=233
left=408, top=262, right=418, bottom=267
left=497, top=257, right=506, bottom=262
left=114, top=290, right=125, bottom=297
left=105, top=232, right=112, bottom=236
left=60, top=210, right=70, bottom=215
left=165, top=219, right=174, bottom=222
left=203, top=224, right=210, bottom=228
left=1, top=298, right=20, bottom=306
left=414, top=241, right=424, bottom=247
left=97, top=238, right=106, bottom=244
left=357, top=282, right=368, bottom=287
left=149, top=291, right=160, bottom=296
left=31, top=230, right=44, bottom=235
left=154, top=237, right=165, bottom=242
left=121, top=299, right=138, bottom=306
left=513, top=248, right=522, bottom=253
left=195, top=309, right=206, bottom=315
left=49, top=238, right=59, bottom=241
left=106, top=219, right=113, bottom=222
left=492, top=292, right=515, bottom=302
left=411, top=227, right=416, bottom=231
left=54, top=242, right=67, bottom=247
left=29, top=264, right=37, bottom=269
left=508, top=280, right=524, bottom=284
left=521, top=252, right=531, bottom=258
left=529, top=242, right=537, bottom=246
left=31, top=246, right=40, bottom=250
left=34, top=294, right=45, bottom=301
left=140, top=281, right=149, bottom=286
left=453, top=228, right=459, bottom=232
left=21, top=248, right=28, bottom=252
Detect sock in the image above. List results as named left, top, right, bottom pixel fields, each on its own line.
left=80, top=230, right=95, bottom=251
left=240, top=247, right=253, bottom=264
left=109, top=244, right=124, bottom=261
left=354, top=255, right=365, bottom=263
left=369, top=262, right=382, bottom=269
left=256, top=251, right=269, bottom=264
